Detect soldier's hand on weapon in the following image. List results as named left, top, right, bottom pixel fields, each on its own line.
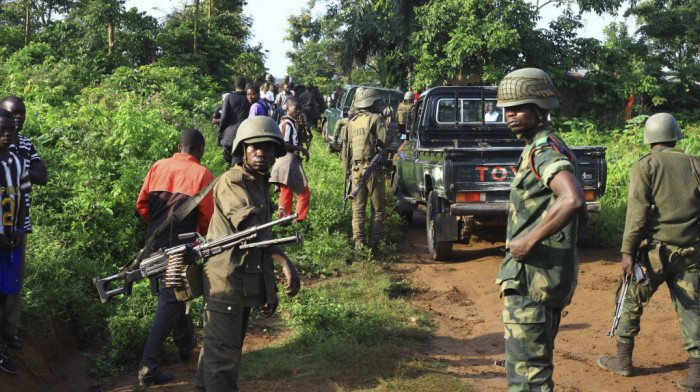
left=621, top=252, right=634, bottom=280
left=508, top=235, right=535, bottom=261
left=282, top=261, right=300, bottom=296
left=259, top=303, right=278, bottom=318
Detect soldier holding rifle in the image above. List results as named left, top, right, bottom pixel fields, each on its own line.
left=195, top=116, right=300, bottom=392
left=597, top=113, right=700, bottom=392
left=494, top=68, right=587, bottom=391
left=341, top=88, right=394, bottom=250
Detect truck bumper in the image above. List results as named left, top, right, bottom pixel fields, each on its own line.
left=448, top=202, right=601, bottom=216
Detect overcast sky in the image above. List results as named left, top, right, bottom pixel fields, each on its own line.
left=124, top=0, right=633, bottom=77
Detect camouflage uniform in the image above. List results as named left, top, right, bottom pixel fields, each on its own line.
left=614, top=147, right=700, bottom=355
left=341, top=109, right=393, bottom=247
left=495, top=126, right=579, bottom=391
left=396, top=101, right=413, bottom=133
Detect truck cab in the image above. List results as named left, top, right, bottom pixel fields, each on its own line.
left=393, top=86, right=607, bottom=260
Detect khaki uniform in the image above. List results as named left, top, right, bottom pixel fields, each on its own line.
left=495, top=126, right=579, bottom=391
left=396, top=102, right=413, bottom=133
left=341, top=110, right=394, bottom=246
left=614, top=148, right=700, bottom=357
left=195, top=163, right=276, bottom=392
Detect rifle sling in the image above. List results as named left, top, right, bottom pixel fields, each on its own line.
left=120, top=174, right=222, bottom=272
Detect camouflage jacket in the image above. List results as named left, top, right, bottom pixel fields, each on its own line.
left=495, top=126, right=579, bottom=308
left=397, top=102, right=413, bottom=126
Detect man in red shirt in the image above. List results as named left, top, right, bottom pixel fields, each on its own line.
left=135, top=129, right=214, bottom=387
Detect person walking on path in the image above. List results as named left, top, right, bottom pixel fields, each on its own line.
left=270, top=97, right=310, bottom=221
left=247, top=83, right=270, bottom=117
left=195, top=116, right=300, bottom=391
left=341, top=88, right=394, bottom=250
left=218, top=76, right=250, bottom=166
left=136, top=129, right=214, bottom=387
left=494, top=68, right=587, bottom=391
left=597, top=113, right=700, bottom=392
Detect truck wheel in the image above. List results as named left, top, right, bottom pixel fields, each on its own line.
left=426, top=192, right=453, bottom=261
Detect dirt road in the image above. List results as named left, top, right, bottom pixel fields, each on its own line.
left=400, top=213, right=689, bottom=392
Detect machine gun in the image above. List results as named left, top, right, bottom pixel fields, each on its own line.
left=607, top=261, right=649, bottom=338
left=342, top=174, right=352, bottom=213
left=348, top=147, right=389, bottom=202
left=93, top=213, right=302, bottom=304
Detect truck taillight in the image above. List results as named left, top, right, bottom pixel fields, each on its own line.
left=584, top=190, right=596, bottom=201
left=456, top=192, right=482, bottom=202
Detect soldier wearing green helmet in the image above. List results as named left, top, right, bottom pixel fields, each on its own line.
left=195, top=116, right=300, bottom=392
left=494, top=68, right=588, bottom=391
left=396, top=91, right=414, bottom=134
left=597, top=113, right=700, bottom=392
left=341, top=88, right=394, bottom=249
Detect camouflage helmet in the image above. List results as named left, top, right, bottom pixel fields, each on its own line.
left=354, top=88, right=382, bottom=108
left=232, top=116, right=286, bottom=158
left=643, top=113, right=683, bottom=144
left=265, top=73, right=274, bottom=83
left=403, top=91, right=414, bottom=101
left=496, top=68, right=559, bottom=110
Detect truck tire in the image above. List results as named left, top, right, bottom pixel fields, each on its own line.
left=426, top=192, right=453, bottom=261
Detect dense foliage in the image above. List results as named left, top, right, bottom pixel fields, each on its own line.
left=286, top=0, right=700, bottom=128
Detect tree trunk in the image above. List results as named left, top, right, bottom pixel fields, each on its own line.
left=24, top=0, right=30, bottom=46
left=108, top=19, right=114, bottom=56
left=194, top=0, right=199, bottom=55
left=207, top=0, right=211, bottom=36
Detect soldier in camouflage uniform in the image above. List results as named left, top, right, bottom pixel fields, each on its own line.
left=341, top=88, right=394, bottom=249
left=597, top=113, right=700, bottom=391
left=195, top=116, right=300, bottom=392
left=396, top=91, right=414, bottom=135
left=495, top=68, right=588, bottom=391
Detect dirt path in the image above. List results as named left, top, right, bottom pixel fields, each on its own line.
left=399, top=213, right=688, bottom=392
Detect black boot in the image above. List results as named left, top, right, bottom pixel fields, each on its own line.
left=597, top=341, right=634, bottom=376
left=678, top=357, right=700, bottom=391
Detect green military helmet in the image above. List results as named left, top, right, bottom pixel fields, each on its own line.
left=354, top=88, right=381, bottom=109
left=496, top=68, right=559, bottom=110
left=403, top=91, right=414, bottom=102
left=644, top=113, right=683, bottom=144
left=265, top=73, right=274, bottom=83
left=232, top=116, right=286, bottom=158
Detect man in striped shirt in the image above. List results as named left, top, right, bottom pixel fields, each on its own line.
left=0, top=108, right=30, bottom=374
left=0, top=96, right=47, bottom=351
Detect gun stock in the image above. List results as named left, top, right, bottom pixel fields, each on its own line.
left=348, top=148, right=388, bottom=202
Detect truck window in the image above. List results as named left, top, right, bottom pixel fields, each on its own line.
left=484, top=99, right=503, bottom=122
left=437, top=99, right=457, bottom=123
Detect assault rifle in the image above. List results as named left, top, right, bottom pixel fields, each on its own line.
left=342, top=174, right=352, bottom=213
left=607, top=260, right=649, bottom=338
left=348, top=147, right=389, bottom=202
left=93, top=213, right=302, bottom=304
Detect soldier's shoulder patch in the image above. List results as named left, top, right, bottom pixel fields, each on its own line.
left=535, top=136, right=549, bottom=146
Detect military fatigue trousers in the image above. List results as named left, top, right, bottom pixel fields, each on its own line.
left=615, top=245, right=700, bottom=357
left=351, top=167, right=386, bottom=247
left=195, top=306, right=251, bottom=392
left=502, top=292, right=562, bottom=392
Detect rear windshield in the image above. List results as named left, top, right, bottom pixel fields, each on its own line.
left=436, top=98, right=504, bottom=124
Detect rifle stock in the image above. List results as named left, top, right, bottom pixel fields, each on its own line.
left=94, top=213, right=301, bottom=304
left=348, top=147, right=388, bottom=202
